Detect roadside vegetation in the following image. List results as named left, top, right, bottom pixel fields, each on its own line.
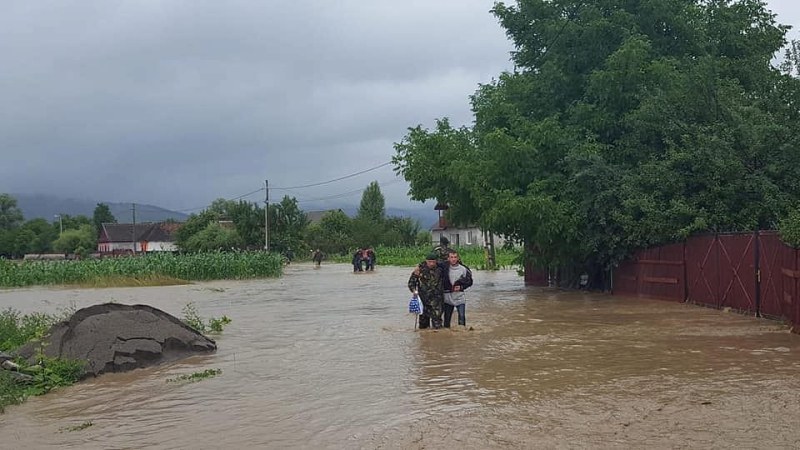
left=0, top=308, right=84, bottom=413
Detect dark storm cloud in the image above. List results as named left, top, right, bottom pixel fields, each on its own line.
left=2, top=1, right=797, bottom=212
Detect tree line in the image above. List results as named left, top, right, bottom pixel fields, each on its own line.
left=175, top=181, right=425, bottom=256
left=0, top=194, right=115, bottom=258
left=393, top=0, right=800, bottom=285
left=0, top=182, right=426, bottom=258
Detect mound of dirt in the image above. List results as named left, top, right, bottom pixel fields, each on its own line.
left=16, top=303, right=216, bottom=378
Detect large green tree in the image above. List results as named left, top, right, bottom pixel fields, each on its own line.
left=269, top=196, right=309, bottom=254
left=183, top=222, right=244, bottom=252
left=357, top=181, right=386, bottom=223
left=306, top=209, right=353, bottom=255
left=0, top=194, right=23, bottom=230
left=394, top=0, right=800, bottom=273
left=52, top=224, right=96, bottom=256
left=92, top=203, right=116, bottom=235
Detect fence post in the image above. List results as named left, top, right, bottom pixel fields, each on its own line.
left=754, top=230, right=761, bottom=317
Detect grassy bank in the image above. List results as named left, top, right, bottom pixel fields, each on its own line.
left=328, top=245, right=520, bottom=269
left=0, top=251, right=284, bottom=288
left=0, top=308, right=84, bottom=413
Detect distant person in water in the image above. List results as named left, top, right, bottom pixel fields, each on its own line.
left=365, top=247, right=376, bottom=271
left=352, top=248, right=363, bottom=272
left=312, top=249, right=324, bottom=266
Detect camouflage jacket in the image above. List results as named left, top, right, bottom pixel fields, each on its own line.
left=408, top=263, right=445, bottom=299
left=434, top=245, right=454, bottom=261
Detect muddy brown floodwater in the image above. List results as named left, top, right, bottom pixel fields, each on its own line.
left=1, top=263, right=800, bottom=449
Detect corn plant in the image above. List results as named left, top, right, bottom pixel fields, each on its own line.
left=0, top=251, right=284, bottom=288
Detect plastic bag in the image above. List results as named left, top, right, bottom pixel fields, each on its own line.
left=408, top=293, right=423, bottom=315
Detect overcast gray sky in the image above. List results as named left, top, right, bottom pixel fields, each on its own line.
left=2, top=1, right=798, bottom=214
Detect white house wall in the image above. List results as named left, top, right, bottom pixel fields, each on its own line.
left=432, top=228, right=507, bottom=248
left=98, top=241, right=176, bottom=253
left=145, top=241, right=177, bottom=252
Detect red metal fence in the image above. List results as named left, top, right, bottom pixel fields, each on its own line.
left=613, top=231, right=800, bottom=333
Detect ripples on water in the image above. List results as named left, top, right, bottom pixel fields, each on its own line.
left=1, top=263, right=800, bottom=448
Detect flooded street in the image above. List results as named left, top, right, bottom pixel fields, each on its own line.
left=2, top=263, right=800, bottom=449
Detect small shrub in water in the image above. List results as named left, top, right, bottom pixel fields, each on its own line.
left=182, top=303, right=231, bottom=334
left=166, top=368, right=222, bottom=383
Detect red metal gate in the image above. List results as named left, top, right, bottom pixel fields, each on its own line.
left=758, top=232, right=797, bottom=320
left=685, top=234, right=719, bottom=307
left=717, top=233, right=757, bottom=313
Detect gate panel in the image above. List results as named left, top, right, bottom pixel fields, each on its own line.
left=758, top=232, right=796, bottom=320
left=686, top=234, right=719, bottom=307
left=613, top=258, right=639, bottom=297
left=638, top=243, right=684, bottom=301
left=793, top=249, right=800, bottom=332
left=717, top=234, right=756, bottom=313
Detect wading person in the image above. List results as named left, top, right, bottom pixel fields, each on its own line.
left=352, top=248, right=363, bottom=272
left=312, top=249, right=324, bottom=266
left=365, top=247, right=376, bottom=271
left=407, top=252, right=445, bottom=330
left=443, top=250, right=473, bottom=328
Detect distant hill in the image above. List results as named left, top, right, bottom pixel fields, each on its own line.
left=10, top=193, right=440, bottom=229
left=11, top=193, right=189, bottom=223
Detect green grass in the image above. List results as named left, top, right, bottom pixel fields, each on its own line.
left=166, top=368, right=222, bottom=383
left=1, top=308, right=87, bottom=413
left=0, top=251, right=284, bottom=288
left=181, top=302, right=232, bottom=334
left=329, top=245, right=521, bottom=269
left=60, top=421, right=93, bottom=432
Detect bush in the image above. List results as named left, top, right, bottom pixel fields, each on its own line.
left=779, top=209, right=800, bottom=248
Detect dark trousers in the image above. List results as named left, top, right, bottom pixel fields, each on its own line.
left=418, top=296, right=444, bottom=329
left=443, top=303, right=465, bottom=327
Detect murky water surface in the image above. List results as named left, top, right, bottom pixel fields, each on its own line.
left=2, top=264, right=799, bottom=449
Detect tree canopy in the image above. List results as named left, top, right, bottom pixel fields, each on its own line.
left=357, top=181, right=386, bottom=223
left=394, top=0, right=800, bottom=270
left=0, top=194, right=23, bottom=230
left=93, top=203, right=116, bottom=235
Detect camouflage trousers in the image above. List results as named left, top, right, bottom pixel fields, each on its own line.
left=418, top=294, right=444, bottom=329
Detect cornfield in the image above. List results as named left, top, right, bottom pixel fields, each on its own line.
left=0, top=252, right=284, bottom=288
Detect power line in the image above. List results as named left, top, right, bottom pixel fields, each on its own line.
left=272, top=161, right=392, bottom=190
left=135, top=161, right=395, bottom=214
left=294, top=179, right=403, bottom=204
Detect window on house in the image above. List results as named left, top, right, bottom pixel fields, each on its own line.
left=467, top=230, right=475, bottom=245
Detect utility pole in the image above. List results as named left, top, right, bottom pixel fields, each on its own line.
left=131, top=203, right=137, bottom=255
left=264, top=179, right=269, bottom=252
left=54, top=214, right=63, bottom=235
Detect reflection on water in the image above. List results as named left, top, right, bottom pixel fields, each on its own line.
left=1, top=264, right=800, bottom=449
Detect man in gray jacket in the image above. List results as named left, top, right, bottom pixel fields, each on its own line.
left=443, top=250, right=473, bottom=328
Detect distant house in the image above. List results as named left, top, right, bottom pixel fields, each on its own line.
left=430, top=220, right=506, bottom=248
left=429, top=203, right=506, bottom=248
left=97, top=222, right=182, bottom=254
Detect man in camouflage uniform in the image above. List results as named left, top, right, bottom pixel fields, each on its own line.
left=408, top=252, right=445, bottom=329
left=434, top=236, right=454, bottom=262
